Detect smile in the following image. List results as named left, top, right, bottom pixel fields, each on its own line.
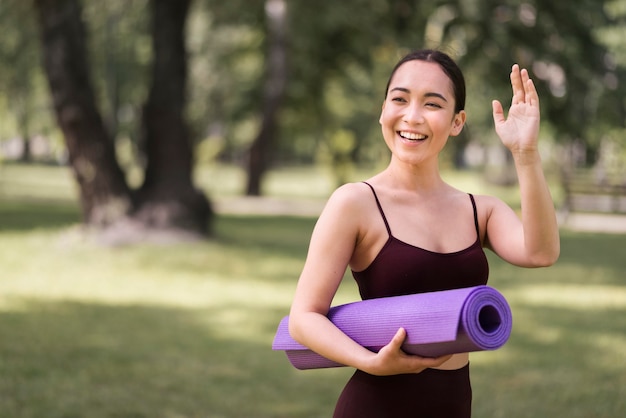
left=398, top=131, right=427, bottom=141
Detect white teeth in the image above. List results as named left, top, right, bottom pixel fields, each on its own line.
left=399, top=131, right=427, bottom=140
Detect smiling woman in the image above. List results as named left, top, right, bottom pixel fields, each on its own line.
left=379, top=59, right=466, bottom=168
left=285, top=49, right=560, bottom=418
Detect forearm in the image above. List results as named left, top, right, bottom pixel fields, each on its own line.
left=513, top=150, right=560, bottom=266
left=288, top=311, right=376, bottom=371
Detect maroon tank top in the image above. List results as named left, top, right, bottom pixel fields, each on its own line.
left=352, top=182, right=489, bottom=300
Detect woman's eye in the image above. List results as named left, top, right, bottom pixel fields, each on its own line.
left=426, top=102, right=442, bottom=108
left=391, top=97, right=406, bottom=103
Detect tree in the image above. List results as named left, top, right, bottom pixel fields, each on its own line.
left=25, top=0, right=623, bottom=208
left=275, top=0, right=623, bottom=174
left=0, top=0, right=51, bottom=162
left=245, top=0, right=288, bottom=196
left=33, top=0, right=212, bottom=244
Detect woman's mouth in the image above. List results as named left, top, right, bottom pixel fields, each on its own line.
left=398, top=131, right=427, bottom=141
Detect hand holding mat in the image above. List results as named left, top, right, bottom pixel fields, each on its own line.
left=273, top=285, right=512, bottom=370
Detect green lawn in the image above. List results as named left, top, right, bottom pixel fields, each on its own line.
left=0, top=163, right=624, bottom=417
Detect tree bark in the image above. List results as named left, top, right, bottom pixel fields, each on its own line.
left=34, top=0, right=132, bottom=225
left=134, top=0, right=212, bottom=235
left=245, top=0, right=288, bottom=196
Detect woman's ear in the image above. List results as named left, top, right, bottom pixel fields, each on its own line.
left=450, top=110, right=467, bottom=136
left=379, top=102, right=386, bottom=125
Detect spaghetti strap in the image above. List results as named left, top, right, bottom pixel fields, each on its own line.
left=468, top=194, right=480, bottom=237
left=362, top=182, right=392, bottom=237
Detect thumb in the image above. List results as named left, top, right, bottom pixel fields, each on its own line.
left=492, top=100, right=505, bottom=125
left=389, top=327, right=407, bottom=349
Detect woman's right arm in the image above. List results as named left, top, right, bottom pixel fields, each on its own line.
left=288, top=183, right=451, bottom=375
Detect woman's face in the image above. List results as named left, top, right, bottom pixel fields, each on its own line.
left=379, top=60, right=466, bottom=167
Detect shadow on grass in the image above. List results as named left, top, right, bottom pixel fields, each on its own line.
left=0, top=299, right=349, bottom=418
left=0, top=201, right=80, bottom=232
left=486, top=230, right=626, bottom=289
left=215, top=215, right=317, bottom=258
left=557, top=230, right=626, bottom=278
left=0, top=199, right=315, bottom=257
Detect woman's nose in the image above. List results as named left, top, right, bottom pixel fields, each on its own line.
left=403, top=104, right=424, bottom=124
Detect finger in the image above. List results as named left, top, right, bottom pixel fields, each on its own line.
left=389, top=327, right=407, bottom=349
left=492, top=100, right=505, bottom=124
left=510, top=64, right=524, bottom=105
left=520, top=67, right=530, bottom=85
left=520, top=68, right=532, bottom=97
left=518, top=67, right=541, bottom=107
left=524, top=76, right=540, bottom=110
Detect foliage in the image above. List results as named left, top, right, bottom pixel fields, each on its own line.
left=1, top=0, right=625, bottom=176
left=81, top=0, right=151, bottom=146
left=597, top=0, right=626, bottom=67
left=197, top=0, right=626, bottom=176
left=0, top=0, right=56, bottom=157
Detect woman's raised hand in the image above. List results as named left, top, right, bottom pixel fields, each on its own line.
left=492, top=64, right=541, bottom=155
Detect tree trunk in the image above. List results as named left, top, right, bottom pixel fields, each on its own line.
left=17, top=95, right=32, bottom=163
left=134, top=0, right=212, bottom=235
left=245, top=0, right=288, bottom=196
left=34, top=0, right=212, bottom=244
left=34, top=0, right=132, bottom=225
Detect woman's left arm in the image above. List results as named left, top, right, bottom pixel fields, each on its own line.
left=486, top=64, right=560, bottom=267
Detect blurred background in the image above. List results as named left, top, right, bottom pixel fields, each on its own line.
left=0, top=0, right=625, bottom=417
left=1, top=0, right=625, bottom=236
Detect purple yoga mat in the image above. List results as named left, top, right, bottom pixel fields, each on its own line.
left=273, top=285, right=512, bottom=370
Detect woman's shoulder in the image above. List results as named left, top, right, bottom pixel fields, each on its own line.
left=320, top=182, right=376, bottom=219
left=468, top=193, right=513, bottom=226
left=311, top=182, right=377, bottom=244
left=328, top=181, right=373, bottom=203
left=470, top=193, right=508, bottom=209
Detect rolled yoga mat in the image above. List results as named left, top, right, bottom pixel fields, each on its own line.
left=272, top=285, right=512, bottom=370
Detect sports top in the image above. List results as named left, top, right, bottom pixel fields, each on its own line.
left=351, top=182, right=489, bottom=300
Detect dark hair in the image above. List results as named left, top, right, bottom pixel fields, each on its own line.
left=384, top=49, right=466, bottom=113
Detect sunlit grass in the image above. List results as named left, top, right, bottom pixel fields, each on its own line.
left=0, top=208, right=357, bottom=417
left=0, top=162, right=77, bottom=202
left=0, top=163, right=624, bottom=417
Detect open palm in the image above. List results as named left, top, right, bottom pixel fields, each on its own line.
left=492, top=65, right=540, bottom=154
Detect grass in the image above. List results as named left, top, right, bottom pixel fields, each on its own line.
left=0, top=162, right=625, bottom=417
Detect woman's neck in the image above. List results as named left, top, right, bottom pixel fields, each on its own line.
left=380, top=158, right=448, bottom=194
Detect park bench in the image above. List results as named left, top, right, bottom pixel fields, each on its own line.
left=560, top=169, right=626, bottom=215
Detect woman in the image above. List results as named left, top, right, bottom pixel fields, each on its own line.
left=287, top=49, right=560, bottom=417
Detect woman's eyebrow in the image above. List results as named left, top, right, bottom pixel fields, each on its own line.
left=390, top=87, right=411, bottom=94
left=424, top=92, right=448, bottom=102
left=389, top=87, right=448, bottom=102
